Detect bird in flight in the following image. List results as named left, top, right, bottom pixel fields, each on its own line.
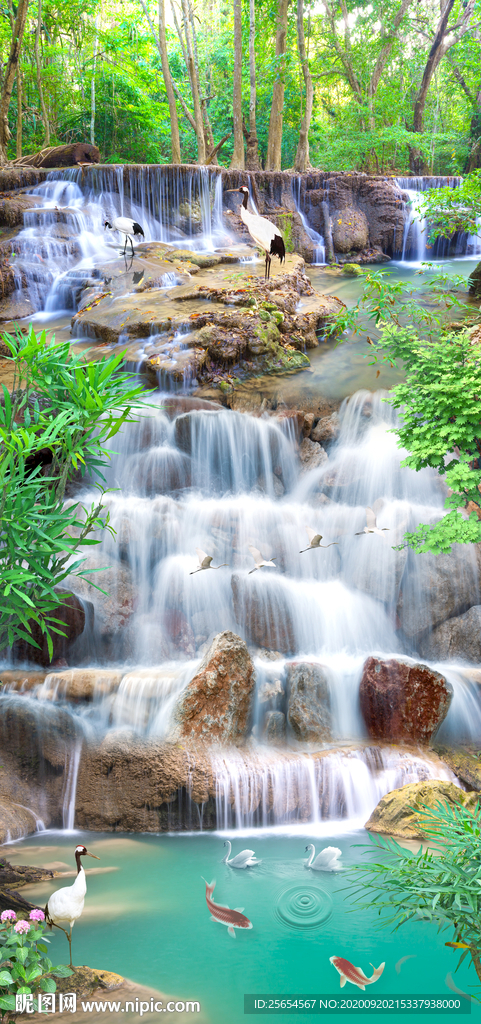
left=248, top=545, right=276, bottom=573
left=300, top=527, right=338, bottom=553
left=355, top=507, right=389, bottom=539
left=190, top=548, right=228, bottom=574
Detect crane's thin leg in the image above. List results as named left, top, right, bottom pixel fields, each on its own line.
left=68, top=928, right=73, bottom=969
left=265, top=253, right=271, bottom=280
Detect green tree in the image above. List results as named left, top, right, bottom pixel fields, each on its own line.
left=0, top=327, right=145, bottom=656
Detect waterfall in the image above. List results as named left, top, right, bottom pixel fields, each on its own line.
left=6, top=164, right=233, bottom=317
left=3, top=389, right=480, bottom=752
left=291, top=178, right=326, bottom=263
left=395, top=175, right=464, bottom=261
left=211, top=746, right=457, bottom=829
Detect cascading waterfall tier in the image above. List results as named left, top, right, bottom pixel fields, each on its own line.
left=394, top=175, right=468, bottom=261
left=2, top=389, right=481, bottom=834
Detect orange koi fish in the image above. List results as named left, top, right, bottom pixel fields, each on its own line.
left=329, top=956, right=385, bottom=991
left=202, top=878, right=253, bottom=939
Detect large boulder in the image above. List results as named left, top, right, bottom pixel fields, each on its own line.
left=418, top=605, right=481, bottom=662
left=331, top=207, right=369, bottom=253
left=365, top=780, right=478, bottom=839
left=359, top=656, right=453, bottom=744
left=396, top=549, right=478, bottom=640
left=11, top=589, right=88, bottom=667
left=287, top=662, right=332, bottom=742
left=170, top=631, right=256, bottom=744
left=231, top=574, right=296, bottom=654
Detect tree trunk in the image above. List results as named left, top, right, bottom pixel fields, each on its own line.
left=16, top=69, right=22, bottom=159
left=230, top=0, right=244, bottom=168
left=294, top=0, right=313, bottom=171
left=266, top=0, right=290, bottom=171
left=0, top=0, right=30, bottom=165
left=466, top=88, right=481, bottom=170
left=139, top=0, right=182, bottom=159
left=408, top=0, right=475, bottom=173
left=180, top=0, right=206, bottom=163
left=158, top=0, right=181, bottom=163
left=90, top=17, right=99, bottom=146
left=245, top=0, right=260, bottom=169
left=34, top=0, right=50, bottom=146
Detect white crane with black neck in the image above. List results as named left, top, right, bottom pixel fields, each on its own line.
left=104, top=216, right=144, bottom=256
left=44, top=844, right=99, bottom=967
left=226, top=186, right=285, bottom=279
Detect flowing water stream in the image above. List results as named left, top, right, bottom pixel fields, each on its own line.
left=1, top=168, right=481, bottom=1019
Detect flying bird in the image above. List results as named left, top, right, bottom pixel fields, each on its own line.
left=305, top=845, right=342, bottom=871
left=190, top=548, right=228, bottom=574
left=104, top=216, right=144, bottom=256
left=226, top=186, right=285, bottom=279
left=355, top=507, right=390, bottom=539
left=300, top=527, right=339, bottom=553
left=248, top=545, right=276, bottom=573
left=202, top=878, right=253, bottom=938
left=222, top=841, right=261, bottom=869
left=44, top=844, right=99, bottom=967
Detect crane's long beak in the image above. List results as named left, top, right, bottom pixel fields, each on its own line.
left=86, top=852, right=100, bottom=859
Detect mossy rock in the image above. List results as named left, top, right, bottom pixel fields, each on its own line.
left=365, top=780, right=480, bottom=839
left=277, top=213, right=294, bottom=253
left=468, top=260, right=481, bottom=297
left=342, top=263, right=365, bottom=276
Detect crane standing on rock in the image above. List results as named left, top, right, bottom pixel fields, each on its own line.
left=104, top=216, right=144, bottom=256
left=226, top=186, right=285, bottom=279
left=45, top=845, right=99, bottom=968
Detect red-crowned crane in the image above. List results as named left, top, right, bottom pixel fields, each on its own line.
left=226, top=186, right=285, bottom=279
left=44, top=845, right=99, bottom=967
left=104, top=216, right=144, bottom=256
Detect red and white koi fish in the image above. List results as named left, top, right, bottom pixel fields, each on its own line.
left=329, top=956, right=385, bottom=991
left=202, top=878, right=253, bottom=939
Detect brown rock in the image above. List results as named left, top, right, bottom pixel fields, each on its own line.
left=231, top=573, right=296, bottom=654
left=365, top=780, right=478, bottom=839
left=359, top=657, right=453, bottom=744
left=11, top=590, right=88, bottom=667
left=170, top=631, right=255, bottom=744
left=311, top=412, right=340, bottom=445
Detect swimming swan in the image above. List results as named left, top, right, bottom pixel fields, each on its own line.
left=222, top=841, right=262, bottom=868
left=305, top=845, right=342, bottom=871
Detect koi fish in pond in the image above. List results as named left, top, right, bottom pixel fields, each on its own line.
left=329, top=956, right=385, bottom=990
left=202, top=878, right=253, bottom=938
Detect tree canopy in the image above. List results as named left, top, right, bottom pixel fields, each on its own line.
left=0, top=0, right=480, bottom=173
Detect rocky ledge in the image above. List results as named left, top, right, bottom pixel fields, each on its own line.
left=68, top=250, right=344, bottom=389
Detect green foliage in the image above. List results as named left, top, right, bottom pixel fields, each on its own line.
left=345, top=800, right=481, bottom=994
left=419, top=171, right=481, bottom=241
left=331, top=268, right=481, bottom=553
left=0, top=326, right=145, bottom=655
left=2, top=0, right=479, bottom=170
left=0, top=911, right=73, bottom=1021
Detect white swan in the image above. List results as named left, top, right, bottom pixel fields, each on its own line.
left=305, top=844, right=342, bottom=871
left=222, top=841, right=262, bottom=868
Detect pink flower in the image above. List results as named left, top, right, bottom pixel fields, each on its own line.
left=29, top=909, right=45, bottom=922
left=14, top=919, right=31, bottom=934
left=0, top=910, right=16, bottom=923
